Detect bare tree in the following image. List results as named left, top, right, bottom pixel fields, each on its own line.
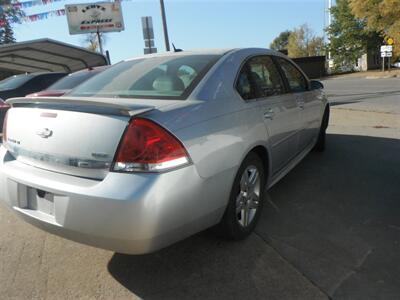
left=287, top=24, right=325, bottom=58
left=82, top=33, right=107, bottom=52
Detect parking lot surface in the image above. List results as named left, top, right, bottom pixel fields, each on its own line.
left=0, top=76, right=399, bottom=299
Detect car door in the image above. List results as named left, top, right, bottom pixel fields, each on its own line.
left=237, top=55, right=301, bottom=175
left=275, top=57, right=320, bottom=151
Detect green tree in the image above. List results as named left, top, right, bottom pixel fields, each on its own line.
left=0, top=1, right=24, bottom=44
left=350, top=0, right=400, bottom=57
left=327, top=0, right=381, bottom=69
left=0, top=17, right=16, bottom=44
left=287, top=24, right=325, bottom=58
left=270, top=30, right=292, bottom=51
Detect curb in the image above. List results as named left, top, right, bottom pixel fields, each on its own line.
left=366, top=74, right=398, bottom=79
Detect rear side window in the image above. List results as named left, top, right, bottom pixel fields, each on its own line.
left=70, top=55, right=221, bottom=100
left=275, top=58, right=308, bottom=93
left=236, top=56, right=284, bottom=100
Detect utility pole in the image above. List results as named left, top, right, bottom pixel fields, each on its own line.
left=327, top=0, right=332, bottom=60
left=96, top=25, right=104, bottom=54
left=325, top=0, right=334, bottom=72
left=159, top=0, right=170, bottom=51
left=145, top=17, right=152, bottom=54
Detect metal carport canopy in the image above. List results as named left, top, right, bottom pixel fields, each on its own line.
left=0, top=38, right=108, bottom=74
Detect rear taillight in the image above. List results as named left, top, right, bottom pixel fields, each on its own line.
left=0, top=102, right=9, bottom=109
left=112, top=118, right=190, bottom=172
left=2, top=111, right=8, bottom=142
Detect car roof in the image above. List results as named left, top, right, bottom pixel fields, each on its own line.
left=31, top=72, right=66, bottom=76
left=70, top=65, right=109, bottom=75
left=10, top=72, right=66, bottom=77
left=124, top=48, right=235, bottom=61
left=124, top=48, right=286, bottom=62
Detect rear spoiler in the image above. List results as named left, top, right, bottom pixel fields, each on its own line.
left=6, top=97, right=155, bottom=117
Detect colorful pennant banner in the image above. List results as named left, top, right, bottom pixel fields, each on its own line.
left=2, top=0, right=65, bottom=10
left=21, top=8, right=65, bottom=22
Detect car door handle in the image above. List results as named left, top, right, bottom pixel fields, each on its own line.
left=264, top=109, right=275, bottom=120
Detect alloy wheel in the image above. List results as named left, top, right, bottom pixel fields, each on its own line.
left=236, top=165, right=261, bottom=227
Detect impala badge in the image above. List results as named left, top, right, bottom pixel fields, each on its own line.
left=36, top=128, right=53, bottom=139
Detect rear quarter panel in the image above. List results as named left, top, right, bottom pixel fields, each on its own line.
left=174, top=101, right=267, bottom=180
left=145, top=97, right=269, bottom=215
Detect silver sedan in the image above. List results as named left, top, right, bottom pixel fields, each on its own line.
left=0, top=48, right=329, bottom=254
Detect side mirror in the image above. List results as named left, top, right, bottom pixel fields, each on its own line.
left=310, top=80, right=324, bottom=90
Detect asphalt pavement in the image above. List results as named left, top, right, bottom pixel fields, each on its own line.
left=0, top=76, right=399, bottom=299
left=323, top=76, right=400, bottom=113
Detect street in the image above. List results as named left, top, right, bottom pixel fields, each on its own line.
left=0, top=76, right=399, bottom=299
left=325, top=76, right=400, bottom=110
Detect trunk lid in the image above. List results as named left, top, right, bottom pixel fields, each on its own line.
left=4, top=97, right=178, bottom=179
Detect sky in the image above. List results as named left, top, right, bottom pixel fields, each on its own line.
left=13, top=0, right=328, bottom=64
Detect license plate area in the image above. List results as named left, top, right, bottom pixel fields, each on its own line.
left=22, top=187, right=55, bottom=216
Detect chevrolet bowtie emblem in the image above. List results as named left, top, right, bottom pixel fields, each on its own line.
left=36, top=128, right=53, bottom=139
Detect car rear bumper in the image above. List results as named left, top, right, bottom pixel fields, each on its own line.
left=0, top=146, right=229, bottom=254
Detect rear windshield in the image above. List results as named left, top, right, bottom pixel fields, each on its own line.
left=0, top=74, right=33, bottom=90
left=47, top=71, right=99, bottom=90
left=69, top=54, right=221, bottom=100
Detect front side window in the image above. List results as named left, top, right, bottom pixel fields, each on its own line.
left=69, top=55, right=221, bottom=100
left=236, top=56, right=284, bottom=100
left=276, top=58, right=308, bottom=93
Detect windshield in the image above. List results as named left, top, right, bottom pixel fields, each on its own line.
left=69, top=54, right=221, bottom=100
left=47, top=71, right=99, bottom=90
left=0, top=74, right=33, bottom=90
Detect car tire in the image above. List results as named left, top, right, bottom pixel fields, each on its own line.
left=215, top=152, right=265, bottom=240
left=314, top=105, right=330, bottom=152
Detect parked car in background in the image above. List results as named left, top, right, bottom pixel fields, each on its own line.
left=0, top=48, right=329, bottom=254
left=0, top=98, right=9, bottom=134
left=0, top=72, right=66, bottom=100
left=392, top=61, right=400, bottom=68
left=27, top=66, right=109, bottom=97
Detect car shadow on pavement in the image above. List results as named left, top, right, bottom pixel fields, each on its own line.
left=107, top=230, right=325, bottom=300
left=257, top=133, right=400, bottom=299
left=108, top=134, right=400, bottom=300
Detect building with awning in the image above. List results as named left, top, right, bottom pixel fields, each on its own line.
left=0, top=38, right=108, bottom=79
